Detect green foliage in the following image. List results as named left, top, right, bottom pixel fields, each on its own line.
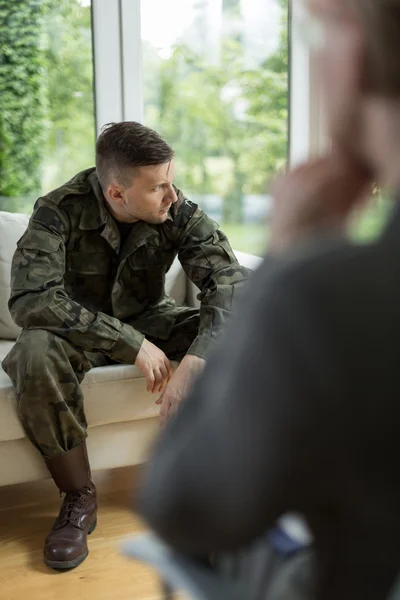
left=0, top=0, right=94, bottom=208
left=350, top=193, right=393, bottom=242
left=0, top=0, right=48, bottom=197
left=220, top=222, right=267, bottom=255
left=43, top=0, right=95, bottom=188
left=144, top=1, right=289, bottom=224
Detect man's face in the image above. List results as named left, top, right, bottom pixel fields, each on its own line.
left=119, top=160, right=178, bottom=224
left=308, top=0, right=365, bottom=155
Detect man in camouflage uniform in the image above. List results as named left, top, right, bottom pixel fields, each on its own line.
left=2, top=121, right=250, bottom=571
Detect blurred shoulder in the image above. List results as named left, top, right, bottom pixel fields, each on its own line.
left=251, top=233, right=387, bottom=312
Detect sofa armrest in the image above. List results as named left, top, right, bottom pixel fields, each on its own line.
left=187, top=250, right=263, bottom=309
left=230, top=250, right=264, bottom=271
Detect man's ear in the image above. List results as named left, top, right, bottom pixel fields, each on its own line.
left=107, top=184, right=125, bottom=206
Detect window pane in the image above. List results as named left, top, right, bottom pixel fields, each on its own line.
left=141, top=0, right=289, bottom=256
left=0, top=0, right=95, bottom=214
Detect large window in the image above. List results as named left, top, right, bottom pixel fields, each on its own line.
left=0, top=0, right=95, bottom=214
left=1, top=0, right=291, bottom=256
left=4, top=2, right=389, bottom=256
left=141, top=0, right=289, bottom=256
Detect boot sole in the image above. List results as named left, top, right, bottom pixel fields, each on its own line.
left=44, top=518, right=97, bottom=571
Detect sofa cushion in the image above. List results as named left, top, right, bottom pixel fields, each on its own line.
left=0, top=212, right=30, bottom=339
left=0, top=340, right=163, bottom=444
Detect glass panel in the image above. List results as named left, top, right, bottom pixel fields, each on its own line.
left=0, top=0, right=95, bottom=214
left=141, top=0, right=289, bottom=256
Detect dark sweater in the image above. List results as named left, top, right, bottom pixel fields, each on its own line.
left=139, top=204, right=400, bottom=600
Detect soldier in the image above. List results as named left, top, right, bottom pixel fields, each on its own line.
left=2, top=121, right=251, bottom=571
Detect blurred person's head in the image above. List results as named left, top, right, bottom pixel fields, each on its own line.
left=308, top=0, right=400, bottom=186
left=96, top=121, right=177, bottom=224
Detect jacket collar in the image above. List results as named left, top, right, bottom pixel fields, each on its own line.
left=119, top=221, right=160, bottom=263
left=78, top=170, right=120, bottom=252
left=79, top=170, right=110, bottom=231
left=80, top=169, right=159, bottom=256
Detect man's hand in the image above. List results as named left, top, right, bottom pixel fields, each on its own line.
left=135, top=339, right=174, bottom=394
left=269, top=152, right=372, bottom=252
left=156, top=354, right=206, bottom=426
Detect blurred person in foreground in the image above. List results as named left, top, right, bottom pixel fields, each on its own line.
left=139, top=1, right=400, bottom=598
left=2, top=121, right=250, bottom=570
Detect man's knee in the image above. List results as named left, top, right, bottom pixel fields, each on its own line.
left=2, top=329, right=88, bottom=398
left=3, top=329, right=61, bottom=377
left=2, top=330, right=87, bottom=457
left=3, top=329, right=87, bottom=444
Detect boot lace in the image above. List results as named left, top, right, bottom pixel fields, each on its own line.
left=57, top=485, right=92, bottom=528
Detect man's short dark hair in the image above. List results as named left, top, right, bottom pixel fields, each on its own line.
left=95, top=121, right=174, bottom=190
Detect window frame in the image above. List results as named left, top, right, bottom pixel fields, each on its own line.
left=289, top=0, right=325, bottom=166
left=92, top=0, right=143, bottom=134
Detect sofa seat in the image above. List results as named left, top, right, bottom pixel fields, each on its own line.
left=0, top=331, right=166, bottom=486
left=0, top=340, right=164, bottom=444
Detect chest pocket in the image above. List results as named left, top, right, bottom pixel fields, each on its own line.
left=147, top=264, right=167, bottom=305
left=126, top=246, right=176, bottom=306
left=65, top=251, right=112, bottom=311
left=66, top=251, right=110, bottom=275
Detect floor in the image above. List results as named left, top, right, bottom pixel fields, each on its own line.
left=0, top=466, right=181, bottom=600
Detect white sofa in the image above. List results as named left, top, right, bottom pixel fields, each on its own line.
left=0, top=211, right=261, bottom=487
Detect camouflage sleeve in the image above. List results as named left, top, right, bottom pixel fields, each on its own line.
left=8, top=199, right=144, bottom=364
left=174, top=197, right=252, bottom=359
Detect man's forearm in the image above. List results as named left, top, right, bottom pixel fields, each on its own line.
left=181, top=353, right=206, bottom=371
left=192, top=264, right=252, bottom=358
left=10, top=287, right=144, bottom=363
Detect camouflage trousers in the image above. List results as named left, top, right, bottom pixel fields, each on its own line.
left=2, top=308, right=200, bottom=459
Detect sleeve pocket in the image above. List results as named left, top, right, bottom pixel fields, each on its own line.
left=16, top=230, right=61, bottom=253
left=12, top=230, right=63, bottom=290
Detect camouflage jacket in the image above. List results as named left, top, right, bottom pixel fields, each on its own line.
left=9, top=168, right=251, bottom=362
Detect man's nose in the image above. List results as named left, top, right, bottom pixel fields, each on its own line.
left=167, top=184, right=178, bottom=204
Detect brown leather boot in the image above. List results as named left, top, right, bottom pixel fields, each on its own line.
left=44, top=442, right=98, bottom=570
